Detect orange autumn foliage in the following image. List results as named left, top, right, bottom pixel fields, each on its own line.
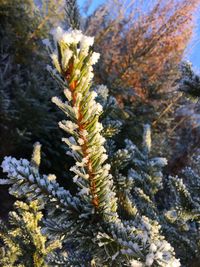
left=86, top=0, right=200, bottom=100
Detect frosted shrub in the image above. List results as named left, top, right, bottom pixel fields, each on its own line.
left=0, top=27, right=180, bottom=266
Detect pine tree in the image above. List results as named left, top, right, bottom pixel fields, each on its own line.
left=164, top=153, right=200, bottom=265
left=0, top=0, right=69, bottom=187
left=0, top=200, right=60, bottom=267
left=65, top=0, right=81, bottom=29
left=105, top=119, right=200, bottom=266
left=0, top=27, right=180, bottom=266
left=178, top=61, right=200, bottom=99
left=164, top=61, right=200, bottom=173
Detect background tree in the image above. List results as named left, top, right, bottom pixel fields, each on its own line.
left=86, top=0, right=199, bottom=100
left=0, top=0, right=71, bottom=217
left=0, top=0, right=68, bottom=171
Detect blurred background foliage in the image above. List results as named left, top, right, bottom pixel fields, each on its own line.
left=0, top=0, right=71, bottom=216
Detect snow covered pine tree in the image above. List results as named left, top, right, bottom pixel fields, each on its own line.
left=0, top=27, right=180, bottom=266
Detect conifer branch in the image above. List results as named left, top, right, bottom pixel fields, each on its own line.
left=1, top=156, right=84, bottom=219
left=0, top=200, right=60, bottom=267
left=65, top=0, right=81, bottom=29
left=47, top=27, right=118, bottom=219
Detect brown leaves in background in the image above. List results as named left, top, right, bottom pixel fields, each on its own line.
left=86, top=0, right=200, bottom=101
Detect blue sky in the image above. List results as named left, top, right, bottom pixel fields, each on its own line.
left=78, top=0, right=104, bottom=14
left=187, top=21, right=200, bottom=72
left=78, top=0, right=200, bottom=72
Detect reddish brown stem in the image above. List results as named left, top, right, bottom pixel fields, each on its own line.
left=65, top=68, right=99, bottom=210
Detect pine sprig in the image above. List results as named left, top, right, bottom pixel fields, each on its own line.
left=47, top=27, right=118, bottom=219
left=65, top=0, right=81, bottom=29
left=1, top=155, right=84, bottom=219
left=0, top=200, right=60, bottom=267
